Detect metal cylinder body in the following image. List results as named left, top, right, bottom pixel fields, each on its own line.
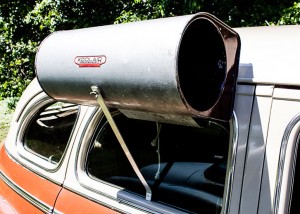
left=36, top=12, right=240, bottom=121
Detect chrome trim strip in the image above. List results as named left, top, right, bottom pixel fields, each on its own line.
left=222, top=112, right=239, bottom=214
left=273, top=113, right=300, bottom=214
left=53, top=209, right=63, bottom=214
left=0, top=170, right=53, bottom=213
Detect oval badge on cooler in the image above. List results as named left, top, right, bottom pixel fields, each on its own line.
left=74, top=55, right=106, bottom=68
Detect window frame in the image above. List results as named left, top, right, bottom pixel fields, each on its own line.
left=76, top=108, right=239, bottom=213
left=14, top=93, right=81, bottom=172
left=273, top=113, right=300, bottom=214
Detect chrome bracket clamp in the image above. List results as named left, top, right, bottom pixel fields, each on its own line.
left=91, top=86, right=152, bottom=201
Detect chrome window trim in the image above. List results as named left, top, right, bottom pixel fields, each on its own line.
left=222, top=112, right=239, bottom=214
left=71, top=108, right=133, bottom=212
left=16, top=95, right=57, bottom=170
left=15, top=94, right=80, bottom=172
left=273, top=113, right=300, bottom=214
left=76, top=109, right=239, bottom=213
left=62, top=107, right=147, bottom=214
left=0, top=170, right=53, bottom=213
left=76, top=108, right=122, bottom=198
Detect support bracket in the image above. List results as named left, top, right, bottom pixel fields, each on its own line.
left=90, top=86, right=152, bottom=201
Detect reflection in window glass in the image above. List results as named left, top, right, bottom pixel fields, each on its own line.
left=87, top=112, right=229, bottom=213
left=24, top=102, right=78, bottom=164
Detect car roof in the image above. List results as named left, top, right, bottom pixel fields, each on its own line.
left=236, top=25, right=300, bottom=86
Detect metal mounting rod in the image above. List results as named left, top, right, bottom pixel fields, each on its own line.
left=91, top=86, right=152, bottom=201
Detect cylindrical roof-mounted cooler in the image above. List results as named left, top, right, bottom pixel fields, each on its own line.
left=35, top=12, right=240, bottom=123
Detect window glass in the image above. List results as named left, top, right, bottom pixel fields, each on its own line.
left=24, top=102, right=78, bottom=164
left=87, top=112, right=229, bottom=213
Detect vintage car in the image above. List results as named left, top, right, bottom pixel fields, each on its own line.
left=0, top=12, right=300, bottom=214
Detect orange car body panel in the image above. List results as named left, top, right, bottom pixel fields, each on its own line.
left=0, top=144, right=61, bottom=213
left=0, top=179, right=38, bottom=214
left=54, top=188, right=119, bottom=214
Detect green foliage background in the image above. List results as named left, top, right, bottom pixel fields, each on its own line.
left=1, top=0, right=300, bottom=99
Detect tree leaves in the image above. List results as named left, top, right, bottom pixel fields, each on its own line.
left=276, top=2, right=300, bottom=25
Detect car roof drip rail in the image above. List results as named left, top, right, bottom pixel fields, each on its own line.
left=90, top=85, right=153, bottom=201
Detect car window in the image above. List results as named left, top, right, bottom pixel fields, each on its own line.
left=23, top=102, right=78, bottom=164
left=86, top=112, right=229, bottom=213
